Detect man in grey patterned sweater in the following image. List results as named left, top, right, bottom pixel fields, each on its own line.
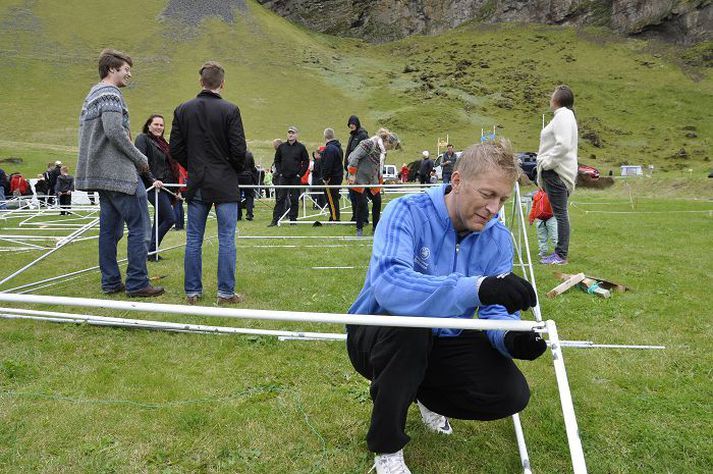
left=76, top=49, right=164, bottom=298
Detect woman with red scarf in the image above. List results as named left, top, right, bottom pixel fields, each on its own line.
left=135, top=114, right=178, bottom=261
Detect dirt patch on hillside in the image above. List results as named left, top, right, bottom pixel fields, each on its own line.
left=161, top=0, right=248, bottom=26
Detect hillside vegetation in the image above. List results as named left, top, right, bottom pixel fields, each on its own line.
left=0, top=0, right=711, bottom=177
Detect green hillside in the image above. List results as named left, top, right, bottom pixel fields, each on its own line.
left=0, top=0, right=711, bottom=176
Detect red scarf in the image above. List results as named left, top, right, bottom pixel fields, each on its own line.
left=149, top=133, right=171, bottom=158
left=149, top=134, right=180, bottom=183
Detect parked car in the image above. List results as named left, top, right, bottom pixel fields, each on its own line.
left=382, top=164, right=399, bottom=184
left=577, top=164, right=600, bottom=180
left=517, top=152, right=538, bottom=182
left=434, top=151, right=463, bottom=181
left=517, top=152, right=600, bottom=184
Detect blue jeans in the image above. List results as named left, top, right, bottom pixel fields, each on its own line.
left=147, top=188, right=176, bottom=253
left=184, top=199, right=238, bottom=298
left=98, top=181, right=151, bottom=292
left=0, top=185, right=5, bottom=209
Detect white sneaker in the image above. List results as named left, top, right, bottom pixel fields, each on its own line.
left=372, top=450, right=412, bottom=474
left=416, top=400, right=453, bottom=435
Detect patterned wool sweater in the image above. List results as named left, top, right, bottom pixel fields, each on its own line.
left=76, top=83, right=148, bottom=194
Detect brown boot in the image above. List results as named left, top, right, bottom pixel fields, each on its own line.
left=185, top=295, right=202, bottom=305
left=217, top=294, right=243, bottom=305
left=126, top=285, right=165, bottom=298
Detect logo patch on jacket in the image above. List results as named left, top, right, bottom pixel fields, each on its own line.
left=415, top=246, right=431, bottom=270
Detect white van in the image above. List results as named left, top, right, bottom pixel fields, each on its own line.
left=382, top=164, right=398, bottom=184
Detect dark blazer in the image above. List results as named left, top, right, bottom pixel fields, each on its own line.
left=170, top=90, right=246, bottom=203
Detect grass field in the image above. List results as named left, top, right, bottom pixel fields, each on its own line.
left=0, top=181, right=711, bottom=473
left=1, top=0, right=712, bottom=471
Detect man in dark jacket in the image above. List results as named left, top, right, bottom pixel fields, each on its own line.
left=238, top=150, right=257, bottom=221
left=170, top=61, right=247, bottom=305
left=268, top=126, right=309, bottom=226
left=321, top=127, right=344, bottom=221
left=441, top=144, right=458, bottom=184
left=418, top=151, right=434, bottom=185
left=346, top=115, right=369, bottom=223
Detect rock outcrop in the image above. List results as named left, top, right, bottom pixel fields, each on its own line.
left=256, top=0, right=712, bottom=45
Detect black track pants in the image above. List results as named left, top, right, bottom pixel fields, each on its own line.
left=346, top=326, right=530, bottom=454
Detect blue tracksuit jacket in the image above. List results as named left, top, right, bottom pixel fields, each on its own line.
left=348, top=184, right=520, bottom=358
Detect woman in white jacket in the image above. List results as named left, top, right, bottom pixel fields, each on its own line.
left=536, top=85, right=578, bottom=265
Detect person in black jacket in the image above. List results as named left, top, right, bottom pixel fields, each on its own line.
left=43, top=161, right=62, bottom=207
left=346, top=115, right=369, bottom=224
left=238, top=150, right=257, bottom=221
left=135, top=114, right=177, bottom=261
left=170, top=61, right=247, bottom=305
left=54, top=166, right=75, bottom=215
left=321, top=127, right=344, bottom=221
left=268, top=126, right=309, bottom=226
left=418, top=150, right=434, bottom=185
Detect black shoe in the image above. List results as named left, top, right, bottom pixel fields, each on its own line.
left=246, top=215, right=253, bottom=221
left=127, top=285, right=165, bottom=298
left=267, top=222, right=278, bottom=227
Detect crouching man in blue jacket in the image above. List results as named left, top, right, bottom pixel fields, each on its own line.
left=347, top=139, right=545, bottom=474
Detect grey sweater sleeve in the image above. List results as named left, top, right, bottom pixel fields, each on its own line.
left=101, top=111, right=148, bottom=170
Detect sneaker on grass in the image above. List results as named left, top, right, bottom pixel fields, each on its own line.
left=540, top=252, right=568, bottom=265
left=416, top=400, right=453, bottom=435
left=371, top=449, right=411, bottom=474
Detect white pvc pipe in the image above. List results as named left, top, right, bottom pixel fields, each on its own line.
left=513, top=182, right=543, bottom=322
left=0, top=293, right=544, bottom=332
left=0, top=217, right=99, bottom=287
left=0, top=307, right=348, bottom=340
left=512, top=413, right=533, bottom=474
left=546, top=320, right=588, bottom=473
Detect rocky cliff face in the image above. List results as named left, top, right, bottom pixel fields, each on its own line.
left=256, top=0, right=713, bottom=45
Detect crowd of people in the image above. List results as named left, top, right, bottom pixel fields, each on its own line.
left=9, top=46, right=580, bottom=474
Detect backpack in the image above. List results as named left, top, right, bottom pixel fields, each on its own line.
left=9, top=173, right=30, bottom=196
left=528, top=189, right=553, bottom=224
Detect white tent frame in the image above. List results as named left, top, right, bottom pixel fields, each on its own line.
left=0, top=181, right=588, bottom=472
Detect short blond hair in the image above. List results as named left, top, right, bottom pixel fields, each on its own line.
left=454, top=138, right=520, bottom=183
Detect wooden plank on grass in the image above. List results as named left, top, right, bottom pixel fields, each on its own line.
left=547, top=272, right=585, bottom=298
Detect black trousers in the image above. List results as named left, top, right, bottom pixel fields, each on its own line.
left=58, top=194, right=71, bottom=215
left=366, top=190, right=381, bottom=230
left=238, top=188, right=254, bottom=219
left=354, top=190, right=381, bottom=231
left=541, top=170, right=571, bottom=258
left=347, top=326, right=530, bottom=454
left=272, top=175, right=300, bottom=223
left=324, top=186, right=340, bottom=221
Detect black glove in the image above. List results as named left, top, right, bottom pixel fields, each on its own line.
left=478, top=272, right=537, bottom=314
left=505, top=331, right=547, bottom=361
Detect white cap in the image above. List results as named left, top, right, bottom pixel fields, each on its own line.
left=55, top=160, right=62, bottom=165
left=422, top=150, right=429, bottom=158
